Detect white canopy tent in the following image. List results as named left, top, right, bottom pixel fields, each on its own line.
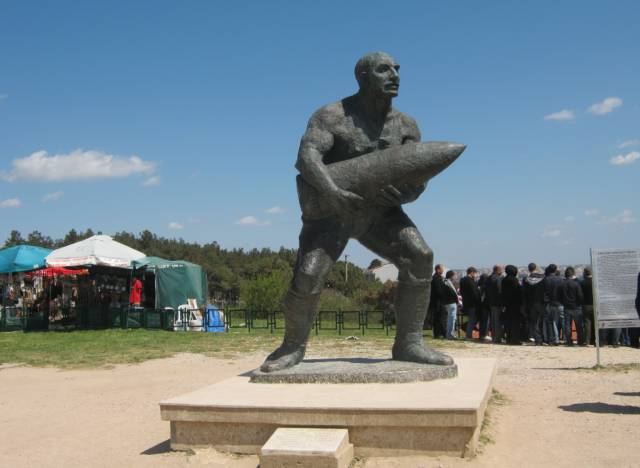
left=46, top=235, right=145, bottom=268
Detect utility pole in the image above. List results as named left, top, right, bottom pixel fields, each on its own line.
left=344, top=254, right=349, bottom=283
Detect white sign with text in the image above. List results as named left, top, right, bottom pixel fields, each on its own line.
left=591, top=248, right=640, bottom=329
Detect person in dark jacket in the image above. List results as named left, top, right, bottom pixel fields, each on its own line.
left=485, top=265, right=505, bottom=343
left=429, top=264, right=447, bottom=339
left=502, top=265, right=523, bottom=345
left=543, top=264, right=563, bottom=345
left=460, top=267, right=482, bottom=340
left=523, top=262, right=545, bottom=345
left=580, top=267, right=595, bottom=346
left=477, top=273, right=492, bottom=341
left=442, top=270, right=459, bottom=339
left=558, top=266, right=584, bottom=346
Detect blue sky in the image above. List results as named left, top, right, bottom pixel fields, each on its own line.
left=1, top=1, right=638, bottom=269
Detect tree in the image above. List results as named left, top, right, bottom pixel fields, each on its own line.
left=4, top=230, right=24, bottom=247
left=368, top=258, right=383, bottom=270
left=26, top=230, right=54, bottom=248
left=63, top=229, right=79, bottom=245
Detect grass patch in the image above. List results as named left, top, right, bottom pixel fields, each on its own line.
left=0, top=328, right=467, bottom=369
left=479, top=389, right=510, bottom=449
left=0, top=329, right=281, bottom=368
left=589, top=363, right=640, bottom=373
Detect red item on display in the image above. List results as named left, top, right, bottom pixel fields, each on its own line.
left=129, top=279, right=142, bottom=304
left=26, top=267, right=89, bottom=278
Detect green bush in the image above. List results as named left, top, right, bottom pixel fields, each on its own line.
left=319, top=289, right=359, bottom=311
left=241, top=271, right=291, bottom=315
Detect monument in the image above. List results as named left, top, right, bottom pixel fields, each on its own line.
left=260, top=51, right=465, bottom=373
left=160, top=52, right=495, bottom=461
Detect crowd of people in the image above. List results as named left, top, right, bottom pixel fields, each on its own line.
left=427, top=263, right=640, bottom=348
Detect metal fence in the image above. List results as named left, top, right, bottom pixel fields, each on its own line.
left=0, top=306, right=468, bottom=336
left=0, top=306, right=398, bottom=335
left=223, top=309, right=395, bottom=335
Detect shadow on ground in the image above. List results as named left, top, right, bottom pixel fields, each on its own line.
left=614, top=391, right=640, bottom=397
left=141, top=439, right=171, bottom=455
left=559, top=402, right=640, bottom=414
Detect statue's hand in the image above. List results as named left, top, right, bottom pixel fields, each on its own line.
left=375, top=185, right=403, bottom=207
left=375, top=183, right=427, bottom=207
left=327, top=188, right=365, bottom=215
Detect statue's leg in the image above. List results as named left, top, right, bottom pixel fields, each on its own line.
left=260, top=218, right=349, bottom=372
left=358, top=209, right=454, bottom=366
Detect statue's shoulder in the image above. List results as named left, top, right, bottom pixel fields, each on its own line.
left=393, top=109, right=420, bottom=129
left=393, top=108, right=421, bottom=139
left=308, top=100, right=347, bottom=130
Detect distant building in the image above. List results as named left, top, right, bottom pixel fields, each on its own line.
left=365, top=262, right=399, bottom=283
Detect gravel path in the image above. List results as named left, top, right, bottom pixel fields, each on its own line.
left=1, top=341, right=638, bottom=467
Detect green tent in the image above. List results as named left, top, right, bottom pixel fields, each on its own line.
left=132, top=257, right=208, bottom=310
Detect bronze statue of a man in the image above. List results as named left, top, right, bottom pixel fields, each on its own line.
left=261, top=51, right=454, bottom=372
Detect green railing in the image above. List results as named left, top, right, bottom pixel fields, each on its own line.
left=1, top=307, right=468, bottom=337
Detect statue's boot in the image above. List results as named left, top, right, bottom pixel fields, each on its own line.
left=260, top=288, right=320, bottom=372
left=392, top=277, right=454, bottom=366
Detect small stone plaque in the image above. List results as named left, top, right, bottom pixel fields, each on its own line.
left=260, top=428, right=353, bottom=468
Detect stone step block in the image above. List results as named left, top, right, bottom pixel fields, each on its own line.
left=260, top=427, right=353, bottom=468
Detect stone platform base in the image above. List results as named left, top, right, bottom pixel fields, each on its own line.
left=160, top=358, right=496, bottom=457
left=250, top=357, right=458, bottom=383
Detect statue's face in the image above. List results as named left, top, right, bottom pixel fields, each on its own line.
left=365, top=54, right=400, bottom=98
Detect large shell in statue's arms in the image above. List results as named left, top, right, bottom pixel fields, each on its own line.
left=328, top=141, right=467, bottom=199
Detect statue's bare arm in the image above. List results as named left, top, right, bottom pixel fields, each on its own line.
left=295, top=109, right=364, bottom=214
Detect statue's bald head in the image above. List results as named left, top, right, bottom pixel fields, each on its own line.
left=354, top=52, right=400, bottom=97
left=354, top=52, right=397, bottom=87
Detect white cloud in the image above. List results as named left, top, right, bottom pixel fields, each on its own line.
left=618, top=139, right=640, bottom=149
left=587, top=97, right=623, bottom=115
left=42, top=191, right=64, bottom=202
left=266, top=206, right=285, bottom=214
left=610, top=151, right=640, bottom=166
left=1, top=198, right=21, bottom=208
left=599, top=209, right=636, bottom=225
left=168, top=222, right=184, bottom=230
left=563, top=216, right=576, bottom=222
left=544, top=109, right=575, bottom=121
left=236, top=215, right=270, bottom=226
left=141, top=175, right=161, bottom=187
left=542, top=227, right=561, bottom=238
left=585, top=208, right=599, bottom=216
left=0, top=149, right=155, bottom=182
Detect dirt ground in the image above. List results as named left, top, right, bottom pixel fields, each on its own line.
left=1, top=341, right=639, bottom=468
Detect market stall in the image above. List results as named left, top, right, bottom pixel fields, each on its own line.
left=131, top=256, right=208, bottom=331
left=132, top=256, right=208, bottom=310
left=0, top=245, right=52, bottom=331
left=45, top=235, right=146, bottom=329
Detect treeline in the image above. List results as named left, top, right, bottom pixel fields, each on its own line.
left=4, top=229, right=394, bottom=310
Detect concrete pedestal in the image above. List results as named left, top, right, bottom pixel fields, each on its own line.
left=160, top=358, right=496, bottom=457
